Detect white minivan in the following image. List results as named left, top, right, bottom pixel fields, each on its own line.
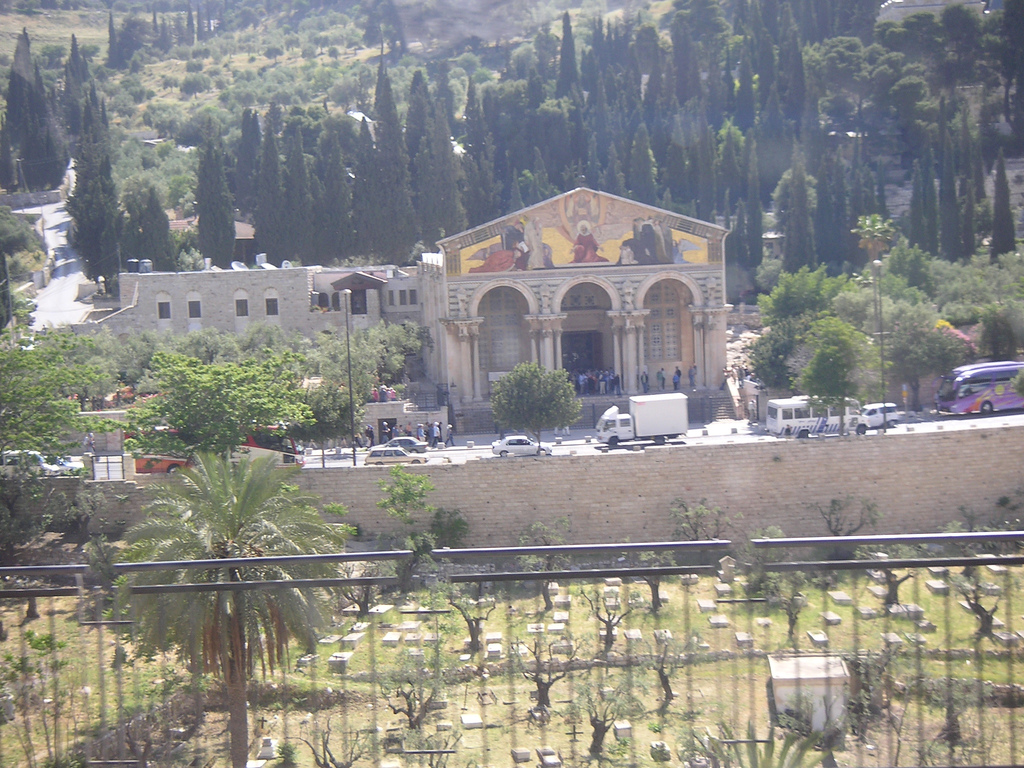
left=859, top=402, right=899, bottom=432
left=765, top=396, right=863, bottom=438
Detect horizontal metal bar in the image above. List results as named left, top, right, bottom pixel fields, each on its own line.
left=0, top=587, right=81, bottom=599
left=129, top=576, right=399, bottom=595
left=114, top=550, right=412, bottom=573
left=433, top=540, right=731, bottom=559
left=449, top=565, right=717, bottom=584
left=751, top=530, right=1024, bottom=548
left=764, top=554, right=1024, bottom=572
left=0, top=564, right=90, bottom=576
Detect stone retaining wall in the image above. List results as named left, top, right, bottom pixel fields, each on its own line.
left=92, top=425, right=1024, bottom=546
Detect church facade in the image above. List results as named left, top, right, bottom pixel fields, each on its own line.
left=430, top=188, right=730, bottom=405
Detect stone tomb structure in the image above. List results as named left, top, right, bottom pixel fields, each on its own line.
left=434, top=188, right=729, bottom=405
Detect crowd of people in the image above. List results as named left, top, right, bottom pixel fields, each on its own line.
left=359, top=420, right=455, bottom=448
left=571, top=369, right=622, bottom=396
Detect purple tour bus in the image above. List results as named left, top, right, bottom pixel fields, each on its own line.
left=934, top=361, right=1024, bottom=415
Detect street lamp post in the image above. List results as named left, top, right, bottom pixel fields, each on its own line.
left=342, top=288, right=357, bottom=467
left=871, top=258, right=886, bottom=433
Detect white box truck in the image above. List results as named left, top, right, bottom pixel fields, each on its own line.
left=596, top=393, right=689, bottom=447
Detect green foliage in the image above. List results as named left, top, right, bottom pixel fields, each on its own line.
left=799, top=316, right=866, bottom=414
left=490, top=362, right=581, bottom=445
left=428, top=507, right=469, bottom=548
left=125, top=351, right=312, bottom=457
left=709, top=724, right=823, bottom=768
left=759, top=267, right=848, bottom=325
left=377, top=465, right=434, bottom=526
left=121, top=452, right=348, bottom=768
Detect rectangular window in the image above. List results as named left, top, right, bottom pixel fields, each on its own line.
left=188, top=300, right=201, bottom=318
left=409, top=289, right=417, bottom=305
left=351, top=289, right=368, bottom=315
left=235, top=299, right=249, bottom=317
left=399, top=290, right=407, bottom=306
left=265, top=298, right=279, bottom=316
left=388, top=290, right=395, bottom=306
left=157, top=301, right=171, bottom=319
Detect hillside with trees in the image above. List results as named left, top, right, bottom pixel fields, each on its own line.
left=0, top=0, right=1021, bottom=307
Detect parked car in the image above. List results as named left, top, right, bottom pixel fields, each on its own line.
left=384, top=437, right=429, bottom=453
left=858, top=402, right=900, bottom=433
left=1, top=451, right=83, bottom=476
left=365, top=446, right=427, bottom=466
left=491, top=436, right=553, bottom=457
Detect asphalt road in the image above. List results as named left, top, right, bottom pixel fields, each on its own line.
left=301, top=410, right=1024, bottom=468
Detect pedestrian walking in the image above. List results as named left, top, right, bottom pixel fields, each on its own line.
left=445, top=423, right=455, bottom=447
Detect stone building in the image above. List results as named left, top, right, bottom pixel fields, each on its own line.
left=431, top=188, right=729, bottom=406
left=80, top=264, right=400, bottom=336
left=78, top=188, right=730, bottom=421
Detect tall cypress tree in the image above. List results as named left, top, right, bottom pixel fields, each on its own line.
left=352, top=119, right=378, bottom=254
left=234, top=109, right=260, bottom=215
left=67, top=102, right=120, bottom=288
left=922, top=146, right=939, bottom=255
left=0, top=119, right=13, bottom=191
left=991, top=150, right=1017, bottom=258
left=461, top=81, right=500, bottom=227
left=282, top=129, right=313, bottom=262
left=734, top=42, right=755, bottom=132
left=313, top=130, right=354, bottom=260
left=780, top=149, right=815, bottom=272
left=121, top=182, right=172, bottom=271
left=367, top=65, right=416, bottom=259
left=254, top=124, right=284, bottom=260
left=960, top=176, right=975, bottom=261
left=627, top=123, right=657, bottom=205
left=938, top=133, right=960, bottom=261
left=744, top=133, right=763, bottom=267
left=555, top=12, right=579, bottom=99
left=196, top=134, right=236, bottom=268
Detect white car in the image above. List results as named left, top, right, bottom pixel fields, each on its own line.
left=858, top=402, right=900, bottom=432
left=0, top=451, right=83, bottom=476
left=491, top=436, right=553, bottom=457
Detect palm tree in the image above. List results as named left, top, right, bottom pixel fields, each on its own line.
left=120, top=453, right=350, bottom=768
left=853, top=214, right=896, bottom=264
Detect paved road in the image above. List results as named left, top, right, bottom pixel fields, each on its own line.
left=302, top=410, right=1024, bottom=468
left=15, top=169, right=93, bottom=331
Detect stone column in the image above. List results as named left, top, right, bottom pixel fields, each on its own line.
left=525, top=315, right=544, bottom=364
left=547, top=314, right=566, bottom=370
left=704, top=306, right=730, bottom=390
left=469, top=323, right=483, bottom=401
left=627, top=310, right=650, bottom=393
left=623, top=322, right=638, bottom=394
left=608, top=311, right=626, bottom=378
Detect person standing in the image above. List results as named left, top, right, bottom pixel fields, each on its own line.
left=657, top=368, right=666, bottom=391
left=688, top=364, right=697, bottom=389
left=640, top=370, right=649, bottom=394
left=365, top=424, right=375, bottom=445
left=672, top=368, right=682, bottom=391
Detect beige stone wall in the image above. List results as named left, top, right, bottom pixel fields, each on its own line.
left=97, top=426, right=1024, bottom=546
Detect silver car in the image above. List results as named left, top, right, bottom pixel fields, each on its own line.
left=365, top=447, right=427, bottom=466
left=491, top=436, right=553, bottom=457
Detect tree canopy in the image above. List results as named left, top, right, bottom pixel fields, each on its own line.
left=490, top=362, right=581, bottom=445
left=124, top=351, right=312, bottom=457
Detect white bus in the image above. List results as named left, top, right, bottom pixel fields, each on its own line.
left=765, top=396, right=863, bottom=438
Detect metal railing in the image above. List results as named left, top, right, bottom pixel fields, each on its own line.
left=1, top=534, right=1022, bottom=767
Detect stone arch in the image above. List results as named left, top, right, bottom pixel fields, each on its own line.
left=468, top=278, right=539, bottom=317
left=633, top=271, right=705, bottom=308
left=552, top=274, right=622, bottom=312
left=474, top=284, right=534, bottom=378
left=635, top=273, right=701, bottom=382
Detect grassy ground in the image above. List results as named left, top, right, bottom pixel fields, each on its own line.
left=0, top=565, right=1020, bottom=767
